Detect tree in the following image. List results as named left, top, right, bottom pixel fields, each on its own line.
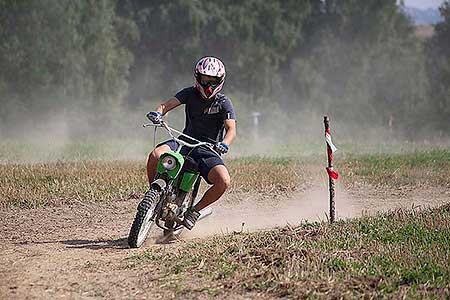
left=426, top=1, right=450, bottom=132
left=283, top=0, right=428, bottom=135
left=0, top=0, right=136, bottom=136
left=120, top=0, right=311, bottom=104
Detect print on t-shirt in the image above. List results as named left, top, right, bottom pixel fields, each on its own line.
left=175, top=86, right=236, bottom=143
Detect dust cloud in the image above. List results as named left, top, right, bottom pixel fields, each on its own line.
left=183, top=183, right=357, bottom=239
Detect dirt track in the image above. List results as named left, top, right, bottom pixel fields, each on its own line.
left=1, top=185, right=449, bottom=299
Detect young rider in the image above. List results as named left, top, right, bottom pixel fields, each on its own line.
left=146, top=56, right=236, bottom=230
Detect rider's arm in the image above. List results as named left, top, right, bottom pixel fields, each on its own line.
left=156, top=98, right=181, bottom=115
left=222, top=119, right=236, bottom=146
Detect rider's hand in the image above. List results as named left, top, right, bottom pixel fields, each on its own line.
left=146, top=111, right=163, bottom=124
left=215, top=142, right=229, bottom=155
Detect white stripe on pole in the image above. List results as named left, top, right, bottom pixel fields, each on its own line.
left=325, top=133, right=337, bottom=153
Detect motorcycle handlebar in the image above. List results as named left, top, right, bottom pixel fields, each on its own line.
left=143, top=122, right=220, bottom=157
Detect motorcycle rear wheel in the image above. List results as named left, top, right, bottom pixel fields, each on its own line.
left=128, top=189, right=159, bottom=248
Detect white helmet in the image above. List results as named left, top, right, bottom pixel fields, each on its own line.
left=194, top=56, right=226, bottom=99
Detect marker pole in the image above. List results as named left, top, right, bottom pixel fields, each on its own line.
left=324, top=116, right=336, bottom=223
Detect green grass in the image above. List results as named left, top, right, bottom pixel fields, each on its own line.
left=0, top=140, right=150, bottom=162
left=0, top=140, right=447, bottom=162
left=341, top=149, right=450, bottom=188
left=345, top=149, right=450, bottom=170
left=127, top=204, right=450, bottom=299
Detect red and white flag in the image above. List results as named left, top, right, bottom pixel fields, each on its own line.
left=325, top=129, right=339, bottom=180
left=326, top=167, right=339, bottom=180
left=325, top=129, right=337, bottom=153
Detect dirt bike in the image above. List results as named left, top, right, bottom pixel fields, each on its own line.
left=127, top=121, right=216, bottom=248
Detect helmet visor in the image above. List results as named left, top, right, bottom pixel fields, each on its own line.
left=199, top=75, right=222, bottom=88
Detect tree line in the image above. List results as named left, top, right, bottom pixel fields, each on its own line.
left=0, top=0, right=449, bottom=140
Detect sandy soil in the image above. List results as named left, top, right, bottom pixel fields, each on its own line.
left=1, top=185, right=449, bottom=299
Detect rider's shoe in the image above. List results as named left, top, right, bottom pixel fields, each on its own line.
left=183, top=208, right=201, bottom=230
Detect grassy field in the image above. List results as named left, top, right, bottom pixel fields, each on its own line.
left=127, top=204, right=450, bottom=299
left=1, top=145, right=449, bottom=299
left=1, top=148, right=449, bottom=208
left=0, top=139, right=447, bottom=162
left=0, top=157, right=312, bottom=208
left=341, top=149, right=450, bottom=189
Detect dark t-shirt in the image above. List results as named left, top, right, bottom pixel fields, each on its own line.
left=174, top=86, right=236, bottom=143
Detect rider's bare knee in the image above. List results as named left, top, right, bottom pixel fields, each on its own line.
left=224, top=175, right=231, bottom=190
left=216, top=173, right=231, bottom=191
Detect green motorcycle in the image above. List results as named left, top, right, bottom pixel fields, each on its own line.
left=128, top=121, right=216, bottom=248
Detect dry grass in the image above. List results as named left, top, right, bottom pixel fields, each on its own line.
left=0, top=161, right=146, bottom=208
left=127, top=204, right=450, bottom=299
left=228, top=156, right=316, bottom=194
left=0, top=157, right=313, bottom=208
left=2, top=149, right=450, bottom=208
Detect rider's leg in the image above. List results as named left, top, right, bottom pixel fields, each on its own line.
left=193, top=165, right=231, bottom=211
left=146, top=144, right=171, bottom=185
left=184, top=164, right=230, bottom=230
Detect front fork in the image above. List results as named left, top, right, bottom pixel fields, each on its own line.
left=153, top=190, right=181, bottom=230
left=153, top=173, right=201, bottom=231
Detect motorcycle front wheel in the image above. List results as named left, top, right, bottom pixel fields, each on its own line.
left=128, top=189, right=159, bottom=248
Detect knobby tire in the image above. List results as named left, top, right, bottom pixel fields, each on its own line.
left=128, top=189, right=159, bottom=248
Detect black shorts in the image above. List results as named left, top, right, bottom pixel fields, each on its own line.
left=157, top=139, right=225, bottom=184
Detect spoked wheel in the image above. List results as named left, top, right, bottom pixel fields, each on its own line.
left=128, top=189, right=160, bottom=248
